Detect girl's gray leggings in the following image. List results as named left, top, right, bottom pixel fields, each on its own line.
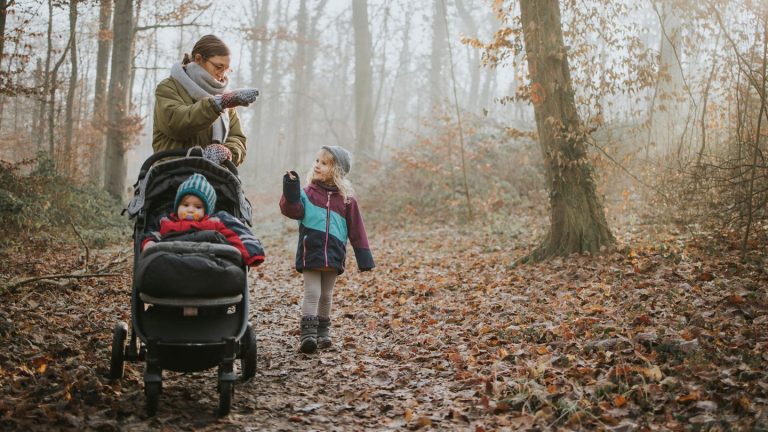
left=301, top=270, right=337, bottom=318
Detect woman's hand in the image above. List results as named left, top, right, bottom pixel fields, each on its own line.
left=203, top=144, right=233, bottom=164
left=286, top=171, right=297, bottom=181
left=214, top=88, right=260, bottom=110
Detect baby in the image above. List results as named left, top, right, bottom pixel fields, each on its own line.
left=141, top=173, right=264, bottom=266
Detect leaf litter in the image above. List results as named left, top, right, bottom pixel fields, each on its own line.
left=0, top=213, right=766, bottom=430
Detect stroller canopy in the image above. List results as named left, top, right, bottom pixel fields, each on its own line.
left=126, top=149, right=253, bottom=225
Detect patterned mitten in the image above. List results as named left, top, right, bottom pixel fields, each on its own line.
left=213, top=88, right=260, bottom=111
left=202, top=144, right=232, bottom=164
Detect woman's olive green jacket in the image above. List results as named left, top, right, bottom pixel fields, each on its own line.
left=152, top=77, right=247, bottom=166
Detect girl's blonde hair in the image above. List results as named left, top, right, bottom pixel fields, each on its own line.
left=307, top=148, right=355, bottom=202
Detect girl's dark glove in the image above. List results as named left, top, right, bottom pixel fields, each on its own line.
left=283, top=171, right=301, bottom=203
left=213, top=88, right=259, bottom=111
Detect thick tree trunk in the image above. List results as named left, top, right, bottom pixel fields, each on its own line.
left=104, top=0, right=134, bottom=199
left=352, top=0, right=375, bottom=155
left=519, top=0, right=614, bottom=261
left=64, top=0, right=78, bottom=177
left=90, top=0, right=113, bottom=183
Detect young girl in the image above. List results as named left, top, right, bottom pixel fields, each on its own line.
left=280, top=146, right=374, bottom=353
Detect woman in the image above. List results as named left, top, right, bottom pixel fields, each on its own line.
left=152, top=34, right=259, bottom=166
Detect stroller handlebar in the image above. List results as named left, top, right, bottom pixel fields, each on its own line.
left=138, top=148, right=239, bottom=180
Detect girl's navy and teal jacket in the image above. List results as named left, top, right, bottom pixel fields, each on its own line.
left=280, top=174, right=374, bottom=274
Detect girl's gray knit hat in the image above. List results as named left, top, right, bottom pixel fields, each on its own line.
left=321, top=145, right=351, bottom=175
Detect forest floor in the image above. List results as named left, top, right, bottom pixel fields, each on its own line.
left=1, top=201, right=767, bottom=431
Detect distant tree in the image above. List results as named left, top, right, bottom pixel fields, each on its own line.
left=290, top=0, right=308, bottom=159
left=352, top=0, right=374, bottom=154
left=63, top=0, right=79, bottom=176
left=518, top=0, right=614, bottom=260
left=429, top=0, right=446, bottom=107
left=647, top=0, right=687, bottom=156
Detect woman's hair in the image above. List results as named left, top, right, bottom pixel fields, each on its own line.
left=306, top=148, right=355, bottom=202
left=182, top=34, right=231, bottom=65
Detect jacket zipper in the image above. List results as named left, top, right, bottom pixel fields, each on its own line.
left=324, top=191, right=331, bottom=267
left=303, top=235, right=307, bottom=268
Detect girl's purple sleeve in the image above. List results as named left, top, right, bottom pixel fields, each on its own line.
left=347, top=198, right=374, bottom=271
left=279, top=172, right=304, bottom=220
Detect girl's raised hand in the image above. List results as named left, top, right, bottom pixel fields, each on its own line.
left=286, top=171, right=297, bottom=180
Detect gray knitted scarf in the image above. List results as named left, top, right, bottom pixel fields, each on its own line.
left=170, top=62, right=230, bottom=144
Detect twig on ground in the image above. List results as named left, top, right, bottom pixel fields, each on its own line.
left=94, top=248, right=132, bottom=273
left=70, top=221, right=89, bottom=272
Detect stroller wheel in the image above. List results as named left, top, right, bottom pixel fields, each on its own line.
left=218, top=381, right=234, bottom=417
left=145, top=382, right=161, bottom=416
left=109, top=322, right=128, bottom=379
left=241, top=323, right=257, bottom=380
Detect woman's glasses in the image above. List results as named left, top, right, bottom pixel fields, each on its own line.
left=205, top=59, right=230, bottom=75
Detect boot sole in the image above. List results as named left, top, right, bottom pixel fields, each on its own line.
left=300, top=339, right=317, bottom=353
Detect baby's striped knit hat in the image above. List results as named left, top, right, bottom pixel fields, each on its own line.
left=174, top=173, right=217, bottom=214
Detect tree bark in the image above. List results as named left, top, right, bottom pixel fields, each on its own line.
left=104, top=0, right=134, bottom=199
left=519, top=0, right=614, bottom=261
left=64, top=0, right=78, bottom=177
left=352, top=0, right=375, bottom=154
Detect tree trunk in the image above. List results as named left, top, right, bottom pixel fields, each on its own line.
left=104, top=0, right=134, bottom=199
left=34, top=0, right=53, bottom=151
left=352, top=0, right=375, bottom=155
left=90, top=0, right=113, bottom=183
left=290, top=0, right=308, bottom=161
left=0, top=0, right=10, bottom=70
left=48, top=29, right=72, bottom=167
left=519, top=0, right=614, bottom=262
left=64, top=0, right=78, bottom=177
left=246, top=0, right=269, bottom=178
left=648, top=0, right=685, bottom=156
left=430, top=0, right=447, bottom=108
left=454, top=0, right=480, bottom=110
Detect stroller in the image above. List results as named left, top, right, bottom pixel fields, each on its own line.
left=109, top=147, right=257, bottom=416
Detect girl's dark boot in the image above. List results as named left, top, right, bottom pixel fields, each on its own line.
left=300, top=316, right=318, bottom=353
left=317, top=317, right=332, bottom=349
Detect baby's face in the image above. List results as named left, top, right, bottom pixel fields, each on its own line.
left=178, top=194, right=205, bottom=221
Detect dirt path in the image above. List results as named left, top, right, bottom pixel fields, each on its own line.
left=1, top=217, right=767, bottom=430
